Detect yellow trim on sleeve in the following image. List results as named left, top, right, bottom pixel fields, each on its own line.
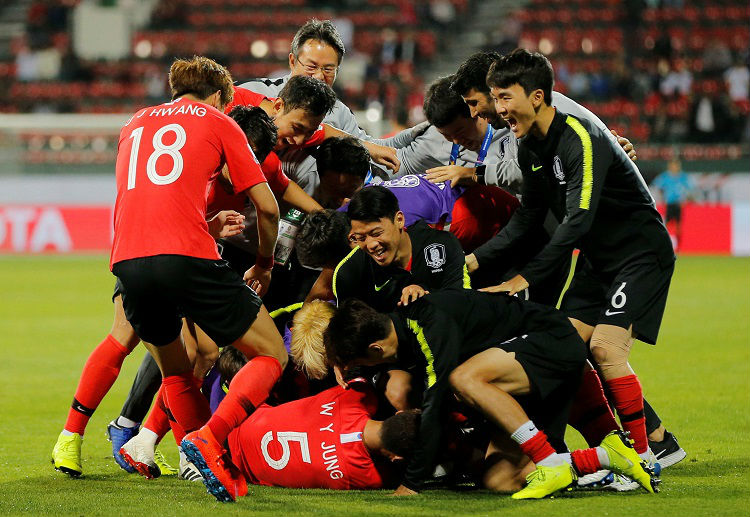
left=406, top=319, right=437, bottom=388
left=268, top=302, right=304, bottom=319
left=332, top=247, right=359, bottom=302
left=462, top=264, right=472, bottom=289
left=565, top=116, right=594, bottom=210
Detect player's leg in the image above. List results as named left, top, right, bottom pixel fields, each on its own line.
left=108, top=352, right=162, bottom=473
left=52, top=294, right=140, bottom=477
left=450, top=348, right=576, bottom=499
left=482, top=431, right=535, bottom=492
left=384, top=369, right=417, bottom=411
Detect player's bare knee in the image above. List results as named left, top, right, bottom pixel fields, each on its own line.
left=449, top=365, right=474, bottom=397
left=385, top=381, right=412, bottom=411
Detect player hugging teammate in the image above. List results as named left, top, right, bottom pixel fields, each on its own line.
left=52, top=19, right=684, bottom=504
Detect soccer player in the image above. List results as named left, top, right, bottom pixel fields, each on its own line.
left=332, top=186, right=469, bottom=313
left=324, top=290, right=658, bottom=498
left=222, top=386, right=419, bottom=490
left=53, top=57, right=287, bottom=486
left=450, top=51, right=684, bottom=465
left=479, top=49, right=676, bottom=469
left=650, top=158, right=694, bottom=250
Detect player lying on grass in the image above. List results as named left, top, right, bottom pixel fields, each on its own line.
left=52, top=56, right=289, bottom=479
left=324, top=290, right=659, bottom=499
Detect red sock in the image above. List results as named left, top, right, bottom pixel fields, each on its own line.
left=606, top=374, right=648, bottom=454
left=143, top=387, right=171, bottom=440
left=569, top=369, right=619, bottom=446
left=207, top=356, right=282, bottom=444
left=517, top=431, right=557, bottom=465
left=65, top=334, right=130, bottom=435
left=162, top=371, right=211, bottom=435
left=570, top=447, right=602, bottom=475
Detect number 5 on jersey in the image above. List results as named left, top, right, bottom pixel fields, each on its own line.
left=127, top=123, right=187, bottom=190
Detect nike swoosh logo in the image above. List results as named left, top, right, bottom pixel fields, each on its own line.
left=374, top=279, right=391, bottom=291
left=605, top=309, right=625, bottom=316
left=531, top=164, right=542, bottom=171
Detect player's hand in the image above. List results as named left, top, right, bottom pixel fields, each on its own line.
left=479, top=274, right=529, bottom=296
left=333, top=365, right=348, bottom=389
left=207, top=210, right=245, bottom=239
left=611, top=129, right=637, bottom=162
left=364, top=142, right=400, bottom=174
left=398, top=285, right=429, bottom=306
left=243, top=265, right=272, bottom=297
left=391, top=485, right=418, bottom=496
left=465, top=253, right=479, bottom=274
left=425, top=165, right=476, bottom=188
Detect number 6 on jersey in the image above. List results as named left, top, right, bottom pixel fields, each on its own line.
left=127, top=123, right=187, bottom=190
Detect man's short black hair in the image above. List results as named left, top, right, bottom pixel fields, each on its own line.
left=296, top=209, right=352, bottom=269
left=423, top=75, right=471, bottom=128
left=279, top=75, right=337, bottom=118
left=324, top=299, right=391, bottom=367
left=227, top=105, right=277, bottom=163
left=451, top=51, right=501, bottom=96
left=217, top=345, right=248, bottom=388
left=380, top=409, right=421, bottom=458
left=315, top=137, right=371, bottom=180
left=486, top=48, right=554, bottom=105
left=347, top=185, right=399, bottom=223
left=291, top=18, right=346, bottom=63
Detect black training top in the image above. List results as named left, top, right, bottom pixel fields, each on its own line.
left=332, top=219, right=469, bottom=312
left=474, top=110, right=674, bottom=285
left=390, top=289, right=578, bottom=492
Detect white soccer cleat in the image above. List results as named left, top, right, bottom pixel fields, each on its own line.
left=119, top=432, right=160, bottom=480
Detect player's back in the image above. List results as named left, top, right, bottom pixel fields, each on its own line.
left=380, top=174, right=462, bottom=226
left=111, top=98, right=260, bottom=267
left=227, top=386, right=385, bottom=489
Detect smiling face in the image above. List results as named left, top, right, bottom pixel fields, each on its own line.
left=271, top=99, right=323, bottom=148
left=490, top=84, right=540, bottom=139
left=461, top=88, right=505, bottom=129
left=435, top=115, right=488, bottom=152
left=289, top=39, right=340, bottom=87
left=349, top=213, right=405, bottom=267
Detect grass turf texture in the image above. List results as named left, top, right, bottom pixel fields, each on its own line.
left=0, top=254, right=748, bottom=516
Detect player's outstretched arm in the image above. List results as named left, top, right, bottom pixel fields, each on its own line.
left=322, top=123, right=400, bottom=174
left=244, top=182, right=279, bottom=296
left=281, top=180, right=323, bottom=213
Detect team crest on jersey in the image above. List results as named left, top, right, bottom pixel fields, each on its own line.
left=383, top=175, right=420, bottom=188
left=499, top=135, right=511, bottom=160
left=424, top=243, right=446, bottom=269
left=553, top=156, right=565, bottom=183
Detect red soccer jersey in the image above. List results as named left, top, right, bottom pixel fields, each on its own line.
left=225, top=85, right=326, bottom=146
left=205, top=150, right=290, bottom=217
left=110, top=98, right=266, bottom=268
left=227, top=387, right=386, bottom=489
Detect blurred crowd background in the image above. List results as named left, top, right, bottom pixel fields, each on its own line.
left=0, top=0, right=747, bottom=255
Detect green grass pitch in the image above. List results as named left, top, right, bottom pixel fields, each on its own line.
left=0, top=255, right=748, bottom=516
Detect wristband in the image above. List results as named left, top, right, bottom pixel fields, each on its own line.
left=474, top=165, right=486, bottom=185
left=255, top=254, right=274, bottom=270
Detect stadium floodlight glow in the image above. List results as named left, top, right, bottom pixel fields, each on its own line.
left=581, top=38, right=593, bottom=54
left=49, top=135, right=65, bottom=151
left=250, top=40, right=269, bottom=59
left=539, top=38, right=554, bottom=55
left=134, top=40, right=152, bottom=59
left=365, top=103, right=382, bottom=123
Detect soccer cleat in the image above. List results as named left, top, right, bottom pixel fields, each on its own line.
left=178, top=446, right=204, bottom=482
left=106, top=420, right=139, bottom=473
left=154, top=447, right=177, bottom=476
left=649, top=431, right=686, bottom=468
left=576, top=469, right=612, bottom=489
left=52, top=432, right=83, bottom=478
left=181, top=427, right=247, bottom=502
left=119, top=433, right=160, bottom=480
left=511, top=463, right=577, bottom=500
left=599, top=431, right=659, bottom=494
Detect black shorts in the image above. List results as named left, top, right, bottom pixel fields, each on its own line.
left=561, top=255, right=674, bottom=344
left=112, top=255, right=262, bottom=347
left=498, top=330, right=587, bottom=451
left=665, top=203, right=682, bottom=223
